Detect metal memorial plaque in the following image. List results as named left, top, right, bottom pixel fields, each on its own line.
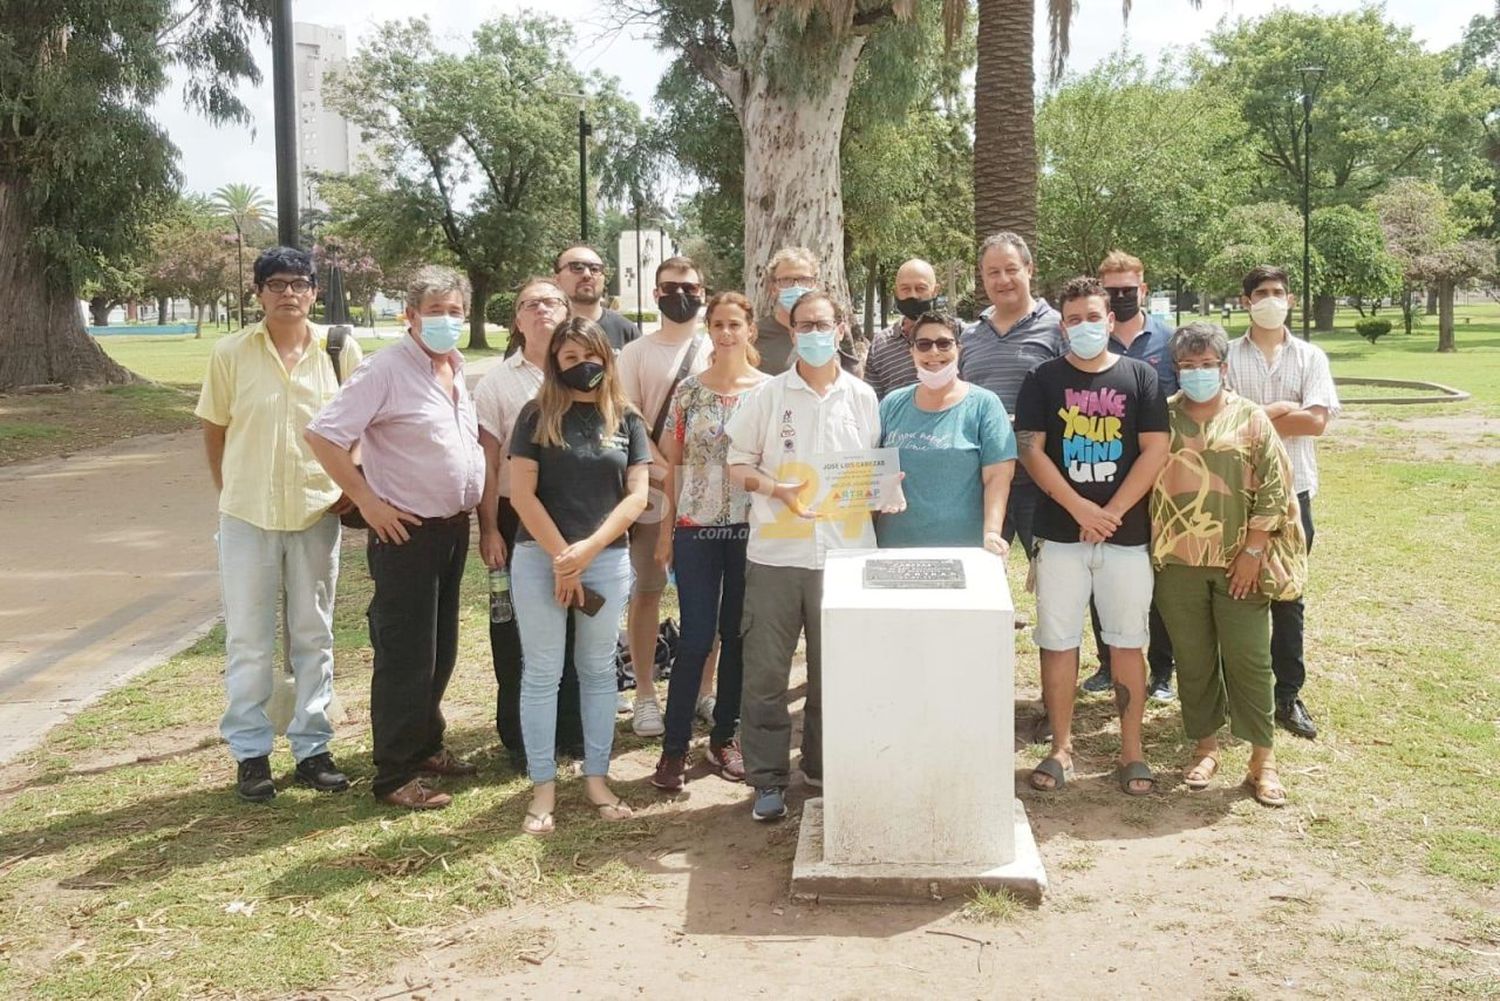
left=862, top=558, right=967, bottom=590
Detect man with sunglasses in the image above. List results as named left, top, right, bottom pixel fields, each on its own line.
left=195, top=246, right=362, bottom=802
left=554, top=244, right=640, bottom=352
left=616, top=256, right=711, bottom=738
left=1079, top=250, right=1179, bottom=702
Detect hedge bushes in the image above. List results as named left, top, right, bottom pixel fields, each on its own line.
left=485, top=292, right=517, bottom=328
left=1355, top=317, right=1392, bottom=343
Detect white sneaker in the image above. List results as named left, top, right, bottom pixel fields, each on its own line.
left=616, top=690, right=633, bottom=714
left=632, top=697, right=665, bottom=737
left=695, top=695, right=717, bottom=724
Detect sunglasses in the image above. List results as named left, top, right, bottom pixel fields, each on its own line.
left=914, top=337, right=957, bottom=353
left=560, top=261, right=604, bottom=275
left=659, top=281, right=702, bottom=296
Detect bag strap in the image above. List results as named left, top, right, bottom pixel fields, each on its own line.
left=326, top=326, right=347, bottom=384
left=650, top=334, right=702, bottom=444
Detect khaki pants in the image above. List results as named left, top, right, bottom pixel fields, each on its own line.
left=1154, top=564, right=1275, bottom=749
left=739, top=562, right=823, bottom=790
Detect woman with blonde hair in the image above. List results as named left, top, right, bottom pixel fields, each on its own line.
left=649, top=292, right=769, bottom=791
left=509, top=316, right=652, bottom=833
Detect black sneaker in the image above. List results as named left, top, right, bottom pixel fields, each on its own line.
left=1276, top=698, right=1318, bottom=740
left=1147, top=676, right=1175, bottom=702
left=236, top=755, right=276, bottom=802
left=1080, top=666, right=1113, bottom=694
left=294, top=752, right=350, bottom=792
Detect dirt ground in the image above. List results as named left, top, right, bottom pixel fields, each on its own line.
left=338, top=681, right=1499, bottom=1001
left=1334, top=411, right=1500, bottom=464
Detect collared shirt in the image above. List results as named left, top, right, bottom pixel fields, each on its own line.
left=863, top=319, right=919, bottom=400
left=958, top=300, right=1065, bottom=414
left=1224, top=330, right=1340, bottom=497
left=472, top=351, right=544, bottom=498
left=195, top=321, right=364, bottom=532
left=306, top=334, right=484, bottom=519
left=1110, top=314, right=1179, bottom=397
left=725, top=365, right=881, bottom=570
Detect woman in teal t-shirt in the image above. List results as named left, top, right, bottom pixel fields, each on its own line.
left=876, top=312, right=1017, bottom=553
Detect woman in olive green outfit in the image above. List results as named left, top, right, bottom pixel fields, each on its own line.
left=1151, top=322, right=1307, bottom=807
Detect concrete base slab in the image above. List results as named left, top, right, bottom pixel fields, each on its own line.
left=791, top=797, right=1047, bottom=904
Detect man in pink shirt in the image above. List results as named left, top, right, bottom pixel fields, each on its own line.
left=306, top=265, right=486, bottom=810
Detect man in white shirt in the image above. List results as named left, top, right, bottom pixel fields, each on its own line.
left=726, top=290, right=881, bottom=822
left=1225, top=265, right=1340, bottom=740
left=616, top=256, right=711, bottom=737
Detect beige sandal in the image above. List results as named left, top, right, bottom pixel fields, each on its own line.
left=1245, top=767, right=1287, bottom=808
left=522, top=810, right=555, bottom=835
left=590, top=798, right=634, bottom=822
left=1184, top=753, right=1220, bottom=790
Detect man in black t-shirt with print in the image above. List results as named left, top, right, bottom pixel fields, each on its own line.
left=1014, top=276, right=1169, bottom=798
left=554, top=244, right=642, bottom=352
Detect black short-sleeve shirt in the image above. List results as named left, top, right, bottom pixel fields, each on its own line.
left=509, top=402, right=651, bottom=547
left=1013, top=355, right=1167, bottom=547
left=598, top=309, right=642, bottom=352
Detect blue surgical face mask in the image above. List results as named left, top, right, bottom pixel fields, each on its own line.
left=1066, top=319, right=1109, bottom=360
left=1179, top=367, right=1223, bottom=403
left=418, top=314, right=464, bottom=353
left=778, top=285, right=813, bottom=313
left=795, top=329, right=838, bottom=368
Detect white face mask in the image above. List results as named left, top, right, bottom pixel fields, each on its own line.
left=915, top=358, right=959, bottom=390
left=1249, top=296, right=1290, bottom=329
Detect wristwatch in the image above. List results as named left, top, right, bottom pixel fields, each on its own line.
left=1242, top=544, right=1265, bottom=559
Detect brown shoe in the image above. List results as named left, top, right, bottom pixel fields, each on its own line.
left=379, top=778, right=452, bottom=810
left=650, top=752, right=688, bottom=793
left=706, top=739, right=745, bottom=782
left=419, top=749, right=478, bottom=777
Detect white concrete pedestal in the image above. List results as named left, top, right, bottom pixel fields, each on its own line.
left=790, top=547, right=1047, bottom=903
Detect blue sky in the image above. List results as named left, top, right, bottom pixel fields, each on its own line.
left=156, top=0, right=1487, bottom=201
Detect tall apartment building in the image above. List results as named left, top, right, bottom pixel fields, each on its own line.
left=293, top=22, right=364, bottom=211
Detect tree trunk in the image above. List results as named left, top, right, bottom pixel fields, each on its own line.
left=1313, top=294, right=1336, bottom=332
left=193, top=303, right=204, bottom=339
left=731, top=4, right=863, bottom=319
left=88, top=296, right=112, bottom=326
left=0, top=179, right=133, bottom=390
left=157, top=295, right=169, bottom=323
left=863, top=252, right=877, bottom=339
left=878, top=260, right=889, bottom=329
left=1401, top=286, right=1415, bottom=335
left=973, top=0, right=1037, bottom=263
left=1426, top=286, right=1438, bottom=316
left=1437, top=280, right=1455, bottom=352
left=467, top=271, right=491, bottom=351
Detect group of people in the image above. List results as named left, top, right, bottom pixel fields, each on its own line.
left=196, top=232, right=1337, bottom=827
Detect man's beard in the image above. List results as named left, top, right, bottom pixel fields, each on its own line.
left=569, top=285, right=602, bottom=306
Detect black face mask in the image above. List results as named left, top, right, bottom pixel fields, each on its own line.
left=558, top=360, right=606, bottom=392
left=895, top=296, right=938, bottom=321
left=658, top=292, right=703, bottom=325
left=1107, top=287, right=1141, bottom=323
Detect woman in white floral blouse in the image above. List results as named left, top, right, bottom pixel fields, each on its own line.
left=649, top=292, right=769, bottom=792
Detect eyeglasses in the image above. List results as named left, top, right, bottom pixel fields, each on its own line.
left=518, top=296, right=567, bottom=312
left=772, top=275, right=817, bottom=290
left=659, top=281, right=702, bottom=296
left=263, top=279, right=313, bottom=294
left=793, top=321, right=837, bottom=334
left=560, top=261, right=605, bottom=276
left=914, top=337, right=957, bottom=353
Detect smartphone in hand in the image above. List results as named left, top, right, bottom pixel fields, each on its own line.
left=577, top=586, right=606, bottom=617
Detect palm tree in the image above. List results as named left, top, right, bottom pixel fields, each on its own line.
left=973, top=0, right=1201, bottom=254
left=211, top=183, right=273, bottom=329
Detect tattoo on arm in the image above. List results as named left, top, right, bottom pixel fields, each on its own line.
left=1016, top=430, right=1041, bottom=452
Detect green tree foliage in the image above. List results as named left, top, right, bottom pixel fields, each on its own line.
left=0, top=0, right=269, bottom=388
left=1196, top=9, right=1498, bottom=208
left=80, top=255, right=145, bottom=327
left=324, top=14, right=643, bottom=349
left=146, top=201, right=239, bottom=338
left=1308, top=204, right=1401, bottom=318
left=1034, top=55, right=1251, bottom=293
left=1197, top=202, right=1315, bottom=299
left=1371, top=178, right=1497, bottom=349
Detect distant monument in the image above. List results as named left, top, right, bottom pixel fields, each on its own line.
left=617, top=228, right=675, bottom=317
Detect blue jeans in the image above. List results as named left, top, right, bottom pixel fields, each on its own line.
left=216, top=513, right=339, bottom=762
left=663, top=525, right=748, bottom=755
left=513, top=542, right=632, bottom=784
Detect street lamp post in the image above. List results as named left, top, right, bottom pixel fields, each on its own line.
left=1298, top=65, right=1323, bottom=341
left=272, top=0, right=299, bottom=248
left=232, top=219, right=245, bottom=329
left=579, top=107, right=591, bottom=241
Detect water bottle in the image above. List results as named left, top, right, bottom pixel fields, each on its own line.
left=489, top=568, right=514, bottom=623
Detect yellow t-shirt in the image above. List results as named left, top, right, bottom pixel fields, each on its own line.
left=194, top=322, right=364, bottom=531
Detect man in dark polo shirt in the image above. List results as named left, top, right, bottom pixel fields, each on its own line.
left=958, top=231, right=1065, bottom=560
left=554, top=243, right=641, bottom=352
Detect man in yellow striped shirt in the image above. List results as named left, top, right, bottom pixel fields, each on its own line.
left=195, top=246, right=362, bottom=802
